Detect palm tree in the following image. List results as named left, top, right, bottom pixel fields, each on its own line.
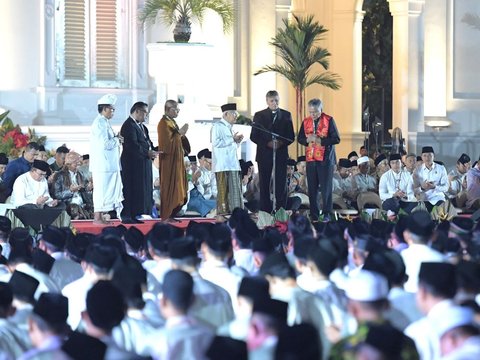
left=138, top=0, right=234, bottom=43
left=255, top=14, right=341, bottom=155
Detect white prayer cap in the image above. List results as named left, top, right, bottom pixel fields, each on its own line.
left=432, top=306, right=475, bottom=337
left=345, top=270, right=389, bottom=301
left=97, top=94, right=117, bottom=106
left=357, top=156, right=369, bottom=165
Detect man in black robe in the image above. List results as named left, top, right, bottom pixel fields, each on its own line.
left=250, top=90, right=295, bottom=212
left=120, top=102, right=157, bottom=224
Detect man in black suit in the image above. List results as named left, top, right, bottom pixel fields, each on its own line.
left=120, top=102, right=158, bottom=224
left=251, top=90, right=295, bottom=212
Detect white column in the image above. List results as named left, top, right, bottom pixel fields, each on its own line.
left=388, top=0, right=425, bottom=146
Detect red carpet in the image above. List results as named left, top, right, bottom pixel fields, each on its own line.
left=71, top=218, right=217, bottom=235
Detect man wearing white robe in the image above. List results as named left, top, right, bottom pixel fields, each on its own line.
left=89, top=94, right=123, bottom=225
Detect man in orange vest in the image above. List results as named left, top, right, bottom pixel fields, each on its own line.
left=297, top=98, right=340, bottom=222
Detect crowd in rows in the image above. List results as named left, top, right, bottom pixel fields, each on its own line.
left=0, top=205, right=479, bottom=359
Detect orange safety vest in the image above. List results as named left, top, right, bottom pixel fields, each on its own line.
left=303, top=113, right=331, bottom=162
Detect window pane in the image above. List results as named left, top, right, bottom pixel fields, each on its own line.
left=95, top=0, right=118, bottom=83
left=64, top=0, right=87, bottom=81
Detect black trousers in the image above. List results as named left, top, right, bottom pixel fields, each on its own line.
left=306, top=161, right=334, bottom=220
left=258, top=155, right=288, bottom=212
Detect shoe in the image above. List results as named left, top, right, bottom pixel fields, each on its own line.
left=133, top=219, right=144, bottom=224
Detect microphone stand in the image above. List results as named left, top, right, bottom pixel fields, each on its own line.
left=251, top=123, right=293, bottom=213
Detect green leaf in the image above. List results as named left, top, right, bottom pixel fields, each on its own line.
left=274, top=208, right=289, bottom=222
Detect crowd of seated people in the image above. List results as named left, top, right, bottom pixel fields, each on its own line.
left=0, top=203, right=478, bottom=359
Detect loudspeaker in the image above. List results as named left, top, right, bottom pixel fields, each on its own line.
left=471, top=208, right=480, bottom=222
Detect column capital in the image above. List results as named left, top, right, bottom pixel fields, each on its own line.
left=387, top=0, right=425, bottom=17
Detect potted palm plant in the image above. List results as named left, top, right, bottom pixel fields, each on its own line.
left=255, top=14, right=341, bottom=156
left=138, top=0, right=235, bottom=43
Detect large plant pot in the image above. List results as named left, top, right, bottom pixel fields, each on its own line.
left=173, top=21, right=191, bottom=43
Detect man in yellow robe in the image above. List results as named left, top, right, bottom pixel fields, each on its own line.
left=157, top=100, right=189, bottom=221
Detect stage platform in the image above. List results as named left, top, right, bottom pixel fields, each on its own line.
left=71, top=217, right=217, bottom=235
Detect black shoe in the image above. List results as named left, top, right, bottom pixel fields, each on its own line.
left=133, top=219, right=144, bottom=224
left=121, top=218, right=137, bottom=224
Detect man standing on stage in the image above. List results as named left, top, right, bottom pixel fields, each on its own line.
left=250, top=90, right=295, bottom=212
left=90, top=94, right=124, bottom=225
left=298, top=98, right=340, bottom=222
left=157, top=100, right=189, bottom=221
left=211, top=103, right=244, bottom=215
left=120, top=101, right=157, bottom=224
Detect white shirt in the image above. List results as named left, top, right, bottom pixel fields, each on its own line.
left=89, top=114, right=121, bottom=173
left=10, top=172, right=53, bottom=207
left=379, top=169, right=416, bottom=201
left=447, top=167, right=467, bottom=198
left=401, top=243, right=445, bottom=293
left=405, top=300, right=455, bottom=360
left=62, top=274, right=92, bottom=330
left=413, top=162, right=449, bottom=204
left=211, top=119, right=241, bottom=172
left=196, top=166, right=217, bottom=199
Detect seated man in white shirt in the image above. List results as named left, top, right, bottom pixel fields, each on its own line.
left=379, top=153, right=417, bottom=215
left=11, top=160, right=60, bottom=208
left=9, top=160, right=68, bottom=230
left=353, top=156, right=382, bottom=210
left=413, top=146, right=449, bottom=212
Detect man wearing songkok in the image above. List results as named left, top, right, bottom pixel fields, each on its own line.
left=447, top=153, right=471, bottom=207
left=199, top=223, right=243, bottom=314
left=330, top=270, right=419, bottom=360
left=49, top=146, right=69, bottom=173
left=211, top=103, right=244, bottom=215
left=53, top=151, right=94, bottom=220
left=260, top=252, right=331, bottom=358
left=401, top=211, right=444, bottom=293
left=4, top=230, right=60, bottom=297
left=20, top=293, right=70, bottom=359
left=0, top=153, right=8, bottom=182
left=10, top=159, right=59, bottom=208
left=39, top=225, right=83, bottom=289
left=157, top=99, right=189, bottom=221
left=247, top=297, right=288, bottom=360
left=169, top=237, right=234, bottom=329
left=374, top=153, right=389, bottom=179
left=193, top=148, right=217, bottom=201
left=82, top=280, right=143, bottom=359
left=62, top=243, right=118, bottom=330
left=120, top=101, right=157, bottom=224
left=405, top=262, right=458, bottom=360
left=353, top=156, right=382, bottom=209
left=218, top=276, right=270, bottom=341
left=297, top=98, right=340, bottom=222
left=250, top=90, right=295, bottom=212
left=89, top=94, right=124, bottom=225
left=413, top=146, right=449, bottom=211
left=7, top=270, right=39, bottom=330
left=0, top=282, right=30, bottom=358
left=2, top=142, right=40, bottom=201
left=379, top=153, right=417, bottom=214
left=0, top=215, right=11, bottom=259
left=230, top=207, right=258, bottom=275
left=363, top=249, right=422, bottom=324
left=332, top=158, right=355, bottom=209
left=466, top=157, right=480, bottom=210
left=433, top=306, right=480, bottom=359
left=145, top=270, right=215, bottom=359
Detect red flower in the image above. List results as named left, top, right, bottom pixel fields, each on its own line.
left=274, top=220, right=288, bottom=234
left=4, top=129, right=29, bottom=149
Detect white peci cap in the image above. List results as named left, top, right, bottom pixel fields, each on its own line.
left=345, top=270, right=389, bottom=301
left=431, top=306, right=475, bottom=337
left=97, top=94, right=117, bottom=106
left=357, top=156, right=369, bottom=165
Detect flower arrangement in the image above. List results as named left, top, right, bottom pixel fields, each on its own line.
left=0, top=111, right=47, bottom=158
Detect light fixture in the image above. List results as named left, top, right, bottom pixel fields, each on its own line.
left=425, top=116, right=452, bottom=131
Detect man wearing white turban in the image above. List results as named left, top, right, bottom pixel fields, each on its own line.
left=89, top=94, right=124, bottom=224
